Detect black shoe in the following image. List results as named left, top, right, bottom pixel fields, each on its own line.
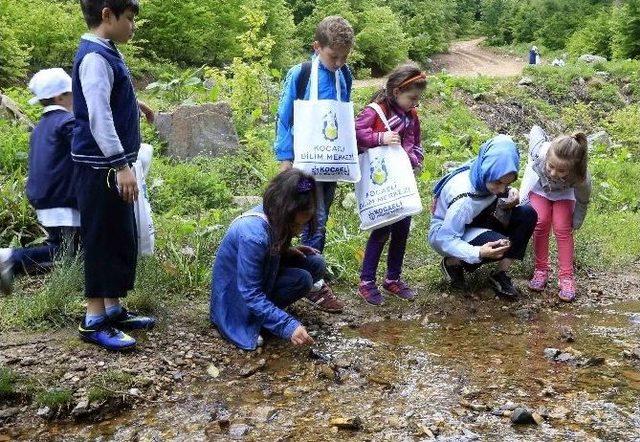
left=108, top=307, right=156, bottom=331
left=489, top=271, right=520, bottom=299
left=440, top=258, right=467, bottom=290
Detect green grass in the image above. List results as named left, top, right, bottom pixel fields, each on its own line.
left=1, top=61, right=639, bottom=331
left=87, top=370, right=136, bottom=403
left=0, top=367, right=18, bottom=397
left=35, top=388, right=73, bottom=408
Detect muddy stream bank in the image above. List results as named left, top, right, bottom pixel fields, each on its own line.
left=2, top=269, right=640, bottom=441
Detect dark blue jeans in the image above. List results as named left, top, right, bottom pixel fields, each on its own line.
left=11, top=227, right=79, bottom=275
left=300, top=182, right=337, bottom=253
left=269, top=254, right=326, bottom=308
left=463, top=204, right=537, bottom=272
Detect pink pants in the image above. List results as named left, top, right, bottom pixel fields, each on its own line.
left=529, top=193, right=575, bottom=278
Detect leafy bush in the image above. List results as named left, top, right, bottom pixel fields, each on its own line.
left=405, top=1, right=454, bottom=63
left=0, top=119, right=29, bottom=174
left=611, top=0, right=640, bottom=60
left=603, top=104, right=640, bottom=152
left=149, top=158, right=233, bottom=216
left=566, top=10, right=613, bottom=59
left=0, top=0, right=29, bottom=86
left=355, top=7, right=409, bottom=75
left=138, top=0, right=297, bottom=70
left=2, top=0, right=85, bottom=71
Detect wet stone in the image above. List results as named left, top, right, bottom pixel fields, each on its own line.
left=239, top=359, right=266, bottom=378
left=317, top=364, right=335, bottom=381
left=251, top=406, right=276, bottom=423
left=559, top=325, right=575, bottom=343
left=330, top=416, right=363, bottom=431
left=556, top=352, right=575, bottom=363
left=510, top=407, right=538, bottom=425
left=543, top=348, right=560, bottom=360
left=0, top=407, right=19, bottom=419
left=36, top=406, right=53, bottom=419
left=71, top=400, right=90, bottom=418
left=228, top=423, right=251, bottom=439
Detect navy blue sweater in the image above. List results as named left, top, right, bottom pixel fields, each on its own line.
left=26, top=109, right=77, bottom=210
left=71, top=38, right=140, bottom=168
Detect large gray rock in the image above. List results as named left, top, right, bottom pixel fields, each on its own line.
left=578, top=54, right=607, bottom=64
left=588, top=131, right=611, bottom=149
left=0, top=94, right=34, bottom=129
left=156, top=102, right=240, bottom=160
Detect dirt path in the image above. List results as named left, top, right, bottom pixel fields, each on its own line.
left=353, top=38, right=524, bottom=89
left=431, top=38, right=525, bottom=77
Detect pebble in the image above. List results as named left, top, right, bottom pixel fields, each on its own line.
left=510, top=407, right=537, bottom=425
left=548, top=406, right=570, bottom=420
left=330, top=416, right=363, bottom=431
left=251, top=405, right=276, bottom=423
left=36, top=406, right=53, bottom=419
left=71, top=400, right=90, bottom=418
left=559, top=325, right=575, bottom=342
left=318, top=365, right=335, bottom=380
left=239, top=359, right=266, bottom=378
left=228, top=423, right=251, bottom=439
left=556, top=352, right=575, bottom=363
left=543, top=348, right=560, bottom=360
left=0, top=407, right=19, bottom=418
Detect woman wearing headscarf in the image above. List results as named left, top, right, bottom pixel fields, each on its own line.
left=429, top=135, right=537, bottom=298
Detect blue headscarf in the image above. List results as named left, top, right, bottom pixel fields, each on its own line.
left=433, top=135, right=520, bottom=197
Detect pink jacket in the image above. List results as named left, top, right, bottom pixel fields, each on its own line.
left=355, top=101, right=424, bottom=168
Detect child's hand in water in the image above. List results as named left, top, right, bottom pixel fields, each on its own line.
left=383, top=131, right=400, bottom=145
left=479, top=240, right=511, bottom=259
left=291, top=325, right=315, bottom=346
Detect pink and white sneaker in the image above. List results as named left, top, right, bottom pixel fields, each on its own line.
left=558, top=277, right=576, bottom=302
left=528, top=269, right=549, bottom=292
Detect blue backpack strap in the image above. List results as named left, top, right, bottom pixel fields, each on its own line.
left=340, top=64, right=353, bottom=99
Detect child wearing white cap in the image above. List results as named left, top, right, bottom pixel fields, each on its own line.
left=0, top=68, right=80, bottom=295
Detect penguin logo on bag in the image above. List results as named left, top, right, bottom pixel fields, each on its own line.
left=322, top=110, right=338, bottom=141
left=370, top=157, right=388, bottom=185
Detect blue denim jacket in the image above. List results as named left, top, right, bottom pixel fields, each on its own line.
left=210, top=206, right=300, bottom=350
left=274, top=56, right=353, bottom=162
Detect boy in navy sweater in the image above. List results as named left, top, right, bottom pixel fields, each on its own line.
left=73, top=0, right=155, bottom=351
left=0, top=69, right=79, bottom=295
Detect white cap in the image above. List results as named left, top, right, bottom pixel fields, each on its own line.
left=28, top=68, right=72, bottom=105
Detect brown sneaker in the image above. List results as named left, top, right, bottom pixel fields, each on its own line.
left=304, top=283, right=345, bottom=313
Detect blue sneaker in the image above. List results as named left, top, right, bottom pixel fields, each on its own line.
left=108, top=307, right=156, bottom=331
left=78, top=319, right=136, bottom=351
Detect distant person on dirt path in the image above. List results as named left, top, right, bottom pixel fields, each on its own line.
left=520, top=126, right=592, bottom=302
left=353, top=63, right=427, bottom=306
left=0, top=69, right=80, bottom=296
left=529, top=46, right=541, bottom=65
left=273, top=16, right=357, bottom=314
left=210, top=169, right=323, bottom=351
left=73, top=0, right=156, bottom=351
left=429, top=135, right=537, bottom=299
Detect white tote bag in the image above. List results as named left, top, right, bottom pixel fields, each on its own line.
left=355, top=103, right=422, bottom=231
left=293, top=57, right=360, bottom=183
left=132, top=143, right=155, bottom=256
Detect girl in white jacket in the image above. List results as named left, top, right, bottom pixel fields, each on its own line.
left=520, top=126, right=591, bottom=302
left=429, top=135, right=537, bottom=298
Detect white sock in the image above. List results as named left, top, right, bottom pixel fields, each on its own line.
left=310, top=279, right=324, bottom=292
